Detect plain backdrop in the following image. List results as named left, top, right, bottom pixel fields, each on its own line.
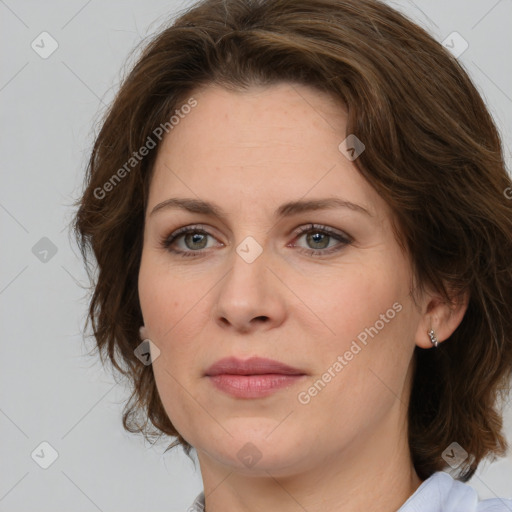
left=1, top=0, right=511, bottom=511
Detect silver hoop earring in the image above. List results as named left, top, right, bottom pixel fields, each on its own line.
left=428, top=329, right=438, bottom=348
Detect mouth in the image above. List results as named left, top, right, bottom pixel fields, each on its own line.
left=205, top=357, right=307, bottom=398
left=205, top=356, right=306, bottom=376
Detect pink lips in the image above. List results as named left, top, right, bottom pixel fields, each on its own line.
left=205, top=356, right=305, bottom=376
left=205, top=357, right=306, bottom=398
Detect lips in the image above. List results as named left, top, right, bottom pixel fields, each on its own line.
left=205, top=357, right=307, bottom=399
left=205, top=356, right=305, bottom=376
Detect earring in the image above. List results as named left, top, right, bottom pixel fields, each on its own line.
left=428, top=329, right=439, bottom=348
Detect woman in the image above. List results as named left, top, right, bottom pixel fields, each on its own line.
left=73, top=0, right=512, bottom=510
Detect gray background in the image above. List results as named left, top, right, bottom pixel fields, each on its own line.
left=1, top=0, right=511, bottom=510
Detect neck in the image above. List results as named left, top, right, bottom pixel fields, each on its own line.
left=196, top=405, right=423, bottom=512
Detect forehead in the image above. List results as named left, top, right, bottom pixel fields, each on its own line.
left=168, top=82, right=347, bottom=149
left=147, top=82, right=387, bottom=220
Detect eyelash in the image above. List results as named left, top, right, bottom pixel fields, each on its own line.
left=160, top=223, right=353, bottom=258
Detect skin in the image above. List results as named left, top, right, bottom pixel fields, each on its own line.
left=138, top=82, right=468, bottom=512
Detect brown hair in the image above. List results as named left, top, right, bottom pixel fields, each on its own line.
left=73, top=0, right=512, bottom=482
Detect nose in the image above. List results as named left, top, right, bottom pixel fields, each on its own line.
left=212, top=243, right=287, bottom=334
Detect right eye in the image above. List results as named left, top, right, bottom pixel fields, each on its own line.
left=160, top=225, right=223, bottom=257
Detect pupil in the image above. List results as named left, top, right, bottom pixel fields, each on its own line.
left=186, top=233, right=207, bottom=249
left=308, top=232, right=328, bottom=249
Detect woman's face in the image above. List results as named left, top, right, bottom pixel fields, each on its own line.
left=138, top=82, right=428, bottom=477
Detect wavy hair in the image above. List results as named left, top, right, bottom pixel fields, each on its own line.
left=73, top=0, right=512, bottom=482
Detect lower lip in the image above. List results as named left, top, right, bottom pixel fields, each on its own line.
left=207, top=374, right=305, bottom=398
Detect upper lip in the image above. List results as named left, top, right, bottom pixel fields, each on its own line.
left=205, top=357, right=305, bottom=376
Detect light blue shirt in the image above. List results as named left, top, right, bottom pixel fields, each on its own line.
left=187, top=471, right=512, bottom=511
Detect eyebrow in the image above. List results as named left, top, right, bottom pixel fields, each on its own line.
left=149, top=197, right=372, bottom=219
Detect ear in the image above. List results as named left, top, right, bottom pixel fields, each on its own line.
left=139, top=325, right=149, bottom=340
left=414, top=287, right=469, bottom=349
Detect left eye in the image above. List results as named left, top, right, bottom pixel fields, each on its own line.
left=290, top=224, right=352, bottom=255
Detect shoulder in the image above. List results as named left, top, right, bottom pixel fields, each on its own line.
left=397, top=471, right=512, bottom=512
left=477, top=497, right=512, bottom=512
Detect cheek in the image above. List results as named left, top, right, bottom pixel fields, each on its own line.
left=293, top=275, right=414, bottom=439
left=139, top=250, right=190, bottom=336
left=138, top=257, right=206, bottom=434
left=289, top=251, right=415, bottom=411
left=293, top=260, right=408, bottom=350
left=138, top=252, right=212, bottom=375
